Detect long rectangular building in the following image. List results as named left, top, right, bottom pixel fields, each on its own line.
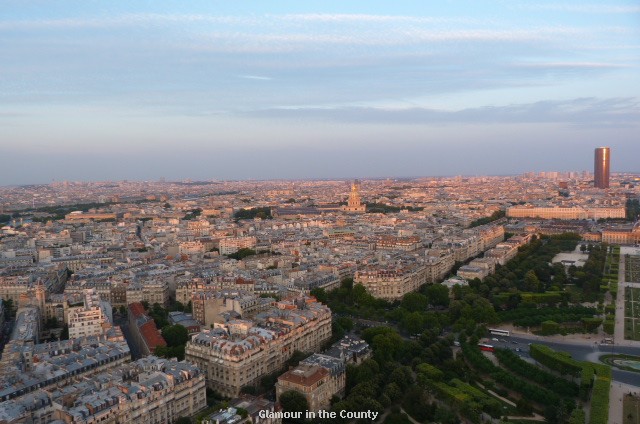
left=507, top=206, right=625, bottom=220
left=355, top=262, right=427, bottom=301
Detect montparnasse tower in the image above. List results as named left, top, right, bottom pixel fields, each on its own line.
left=343, top=180, right=366, bottom=213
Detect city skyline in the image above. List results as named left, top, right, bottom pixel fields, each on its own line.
left=1, top=0, right=639, bottom=184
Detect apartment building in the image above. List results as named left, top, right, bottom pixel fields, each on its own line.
left=176, top=277, right=256, bottom=305
left=219, top=236, right=257, bottom=255
left=276, top=365, right=333, bottom=412
left=0, top=357, right=205, bottom=424
left=355, top=263, right=427, bottom=301
left=126, top=280, right=168, bottom=306
left=423, top=253, right=455, bottom=283
left=128, top=302, right=167, bottom=356
left=67, top=289, right=110, bottom=339
left=191, top=289, right=261, bottom=327
left=0, top=336, right=131, bottom=402
left=375, top=235, right=421, bottom=251
left=185, top=296, right=331, bottom=397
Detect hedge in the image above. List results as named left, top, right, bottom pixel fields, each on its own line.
left=589, top=377, right=610, bottom=424
left=530, top=344, right=582, bottom=377
left=462, top=341, right=560, bottom=405
left=494, top=348, right=578, bottom=397
left=568, top=407, right=585, bottom=424
left=603, top=319, right=614, bottom=335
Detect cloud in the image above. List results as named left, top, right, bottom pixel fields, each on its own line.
left=238, top=75, right=272, bottom=81
left=244, top=97, right=640, bottom=127
left=0, top=14, right=258, bottom=30
left=516, top=4, right=640, bottom=14
left=512, top=61, right=632, bottom=70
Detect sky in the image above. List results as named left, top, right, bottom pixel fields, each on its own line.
left=1, top=0, right=639, bottom=184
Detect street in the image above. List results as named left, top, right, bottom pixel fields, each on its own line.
left=489, top=333, right=640, bottom=387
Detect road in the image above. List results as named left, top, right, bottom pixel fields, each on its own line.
left=351, top=313, right=640, bottom=386
left=488, top=334, right=640, bottom=386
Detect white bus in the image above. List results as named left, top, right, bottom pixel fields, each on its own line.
left=489, top=328, right=510, bottom=337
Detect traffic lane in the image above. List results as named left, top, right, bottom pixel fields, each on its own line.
left=612, top=369, right=640, bottom=387
left=509, top=335, right=640, bottom=360
left=504, top=335, right=640, bottom=386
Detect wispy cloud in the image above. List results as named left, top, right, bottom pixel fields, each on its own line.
left=245, top=97, right=640, bottom=127
left=239, top=75, right=272, bottom=81
left=0, top=14, right=258, bottom=30
left=517, top=3, right=640, bottom=14
left=513, top=61, right=631, bottom=69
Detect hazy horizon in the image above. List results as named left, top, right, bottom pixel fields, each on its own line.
left=2, top=1, right=639, bottom=185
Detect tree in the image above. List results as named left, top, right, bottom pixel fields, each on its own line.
left=226, top=248, right=257, bottom=260
left=310, top=287, right=328, bottom=304
left=353, top=359, right=380, bottom=385
left=524, top=270, right=542, bottom=292
left=402, top=311, right=425, bottom=334
left=162, top=325, right=189, bottom=347
left=383, top=382, right=403, bottom=402
left=60, top=324, right=69, bottom=340
left=155, top=345, right=186, bottom=361
left=3, top=298, right=15, bottom=319
left=44, top=317, right=59, bottom=329
left=540, top=320, right=560, bottom=335
left=401, top=292, right=428, bottom=312
left=279, top=390, right=309, bottom=422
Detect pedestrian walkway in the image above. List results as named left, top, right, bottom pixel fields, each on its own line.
left=609, top=382, right=640, bottom=424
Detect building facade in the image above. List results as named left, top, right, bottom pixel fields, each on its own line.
left=594, top=146, right=610, bottom=189
left=67, top=289, right=109, bottom=339
left=354, top=263, right=427, bottom=301
left=184, top=296, right=331, bottom=397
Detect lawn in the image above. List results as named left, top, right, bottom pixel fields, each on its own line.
left=624, top=394, right=640, bottom=424
left=624, top=287, right=640, bottom=341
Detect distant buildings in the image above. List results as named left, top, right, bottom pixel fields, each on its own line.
left=64, top=211, right=117, bottom=221
left=220, top=236, right=257, bottom=255
left=507, top=206, right=625, bottom=220
left=601, top=222, right=640, bottom=244
left=594, top=147, right=610, bottom=189
left=342, top=180, right=366, bottom=213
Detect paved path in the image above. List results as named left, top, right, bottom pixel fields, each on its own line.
left=615, top=253, right=627, bottom=345
left=609, top=382, right=640, bottom=424
left=609, top=253, right=640, bottom=424
left=477, top=383, right=545, bottom=422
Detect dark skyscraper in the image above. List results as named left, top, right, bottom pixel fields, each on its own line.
left=594, top=147, right=610, bottom=189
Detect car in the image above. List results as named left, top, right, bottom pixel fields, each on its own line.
left=512, top=341, right=518, bottom=344
left=516, top=348, right=521, bottom=352
left=492, top=338, right=499, bottom=342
